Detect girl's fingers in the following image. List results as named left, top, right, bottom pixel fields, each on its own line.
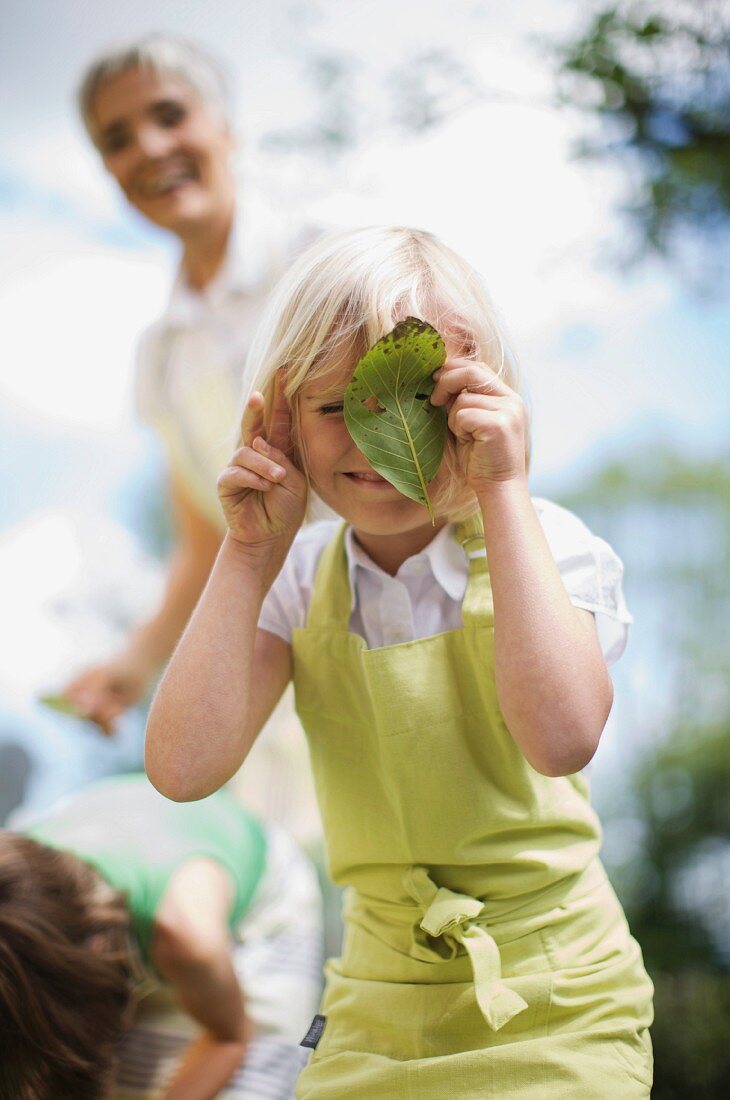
left=241, top=391, right=266, bottom=447
left=247, top=439, right=287, bottom=481
left=450, top=404, right=516, bottom=441
left=218, top=465, right=275, bottom=494
left=431, top=360, right=513, bottom=406
left=450, top=392, right=509, bottom=413
left=230, top=438, right=289, bottom=475
left=218, top=443, right=286, bottom=494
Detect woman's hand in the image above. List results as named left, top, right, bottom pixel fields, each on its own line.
left=430, top=358, right=527, bottom=496
left=63, top=651, right=151, bottom=735
left=217, top=371, right=307, bottom=554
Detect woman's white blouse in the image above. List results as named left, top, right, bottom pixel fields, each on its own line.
left=134, top=192, right=315, bottom=529
left=259, top=498, right=632, bottom=665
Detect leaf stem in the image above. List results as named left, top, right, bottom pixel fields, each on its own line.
left=395, top=393, right=435, bottom=523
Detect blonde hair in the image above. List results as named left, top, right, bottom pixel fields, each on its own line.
left=247, top=225, right=529, bottom=521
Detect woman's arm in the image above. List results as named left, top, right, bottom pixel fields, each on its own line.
left=125, top=476, right=224, bottom=673
left=431, top=360, right=613, bottom=777
left=151, top=859, right=251, bottom=1100
left=146, top=379, right=308, bottom=801
left=64, top=477, right=222, bottom=735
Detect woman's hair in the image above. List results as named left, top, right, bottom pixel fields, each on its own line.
left=247, top=225, right=529, bottom=521
left=78, top=32, right=232, bottom=145
left=0, top=833, right=137, bottom=1100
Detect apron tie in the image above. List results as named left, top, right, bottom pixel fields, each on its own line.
left=407, top=870, right=529, bottom=1032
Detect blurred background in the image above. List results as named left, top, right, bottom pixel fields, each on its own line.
left=1, top=1, right=728, bottom=1095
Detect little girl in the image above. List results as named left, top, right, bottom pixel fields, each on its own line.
left=146, top=226, right=654, bottom=1098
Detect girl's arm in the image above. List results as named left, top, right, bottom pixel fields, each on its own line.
left=477, top=480, right=613, bottom=776
left=145, top=377, right=307, bottom=801
left=432, top=361, right=613, bottom=777
left=151, top=859, right=251, bottom=1100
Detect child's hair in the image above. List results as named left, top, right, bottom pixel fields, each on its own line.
left=0, top=832, right=137, bottom=1100
left=246, top=225, right=529, bottom=521
left=77, top=32, right=232, bottom=145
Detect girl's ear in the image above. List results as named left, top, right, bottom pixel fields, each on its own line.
left=289, top=409, right=307, bottom=474
left=265, top=368, right=292, bottom=453
left=445, top=323, right=478, bottom=361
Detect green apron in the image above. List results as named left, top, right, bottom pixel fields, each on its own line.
left=292, top=518, right=653, bottom=1098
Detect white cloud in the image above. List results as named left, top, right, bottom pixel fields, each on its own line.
left=0, top=510, right=164, bottom=700
left=0, top=241, right=169, bottom=429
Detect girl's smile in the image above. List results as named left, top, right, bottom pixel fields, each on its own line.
left=297, top=378, right=448, bottom=573
left=343, top=470, right=395, bottom=488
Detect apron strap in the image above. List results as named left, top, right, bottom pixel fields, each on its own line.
left=307, top=515, right=494, bottom=630
left=410, top=871, right=529, bottom=1033
left=305, top=522, right=353, bottom=630
left=453, top=513, right=494, bottom=627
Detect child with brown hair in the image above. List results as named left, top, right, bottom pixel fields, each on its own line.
left=0, top=774, right=322, bottom=1100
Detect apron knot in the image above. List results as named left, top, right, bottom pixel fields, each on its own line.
left=407, top=870, right=529, bottom=1033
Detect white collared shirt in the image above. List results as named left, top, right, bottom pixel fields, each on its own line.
left=134, top=191, right=314, bottom=528
left=259, top=498, right=632, bottom=665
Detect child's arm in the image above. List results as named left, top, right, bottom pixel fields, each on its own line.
left=151, top=859, right=251, bottom=1100
left=432, top=360, right=614, bottom=777
left=145, top=376, right=307, bottom=801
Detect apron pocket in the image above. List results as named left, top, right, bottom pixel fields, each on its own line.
left=608, top=1031, right=654, bottom=1091
left=314, top=960, right=554, bottom=1063
left=538, top=879, right=654, bottom=1046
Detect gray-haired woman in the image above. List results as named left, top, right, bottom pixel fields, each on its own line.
left=65, top=35, right=305, bottom=738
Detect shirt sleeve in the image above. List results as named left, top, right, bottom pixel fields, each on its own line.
left=258, top=521, right=338, bottom=643
left=133, top=323, right=164, bottom=428
left=534, top=498, right=632, bottom=666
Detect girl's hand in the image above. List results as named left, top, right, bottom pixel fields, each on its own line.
left=217, top=371, right=307, bottom=553
left=431, top=357, right=527, bottom=495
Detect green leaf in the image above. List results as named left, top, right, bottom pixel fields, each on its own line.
left=38, top=693, right=84, bottom=718
left=343, top=317, right=447, bottom=522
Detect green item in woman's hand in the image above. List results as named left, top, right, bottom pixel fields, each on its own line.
left=39, top=694, right=84, bottom=719
left=343, top=317, right=447, bottom=523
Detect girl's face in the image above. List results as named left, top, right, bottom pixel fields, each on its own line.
left=90, top=66, right=234, bottom=236
left=297, top=366, right=449, bottom=569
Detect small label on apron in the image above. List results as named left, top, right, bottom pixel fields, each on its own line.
left=300, top=1014, right=327, bottom=1049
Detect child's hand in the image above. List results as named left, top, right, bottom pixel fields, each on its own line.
left=430, top=358, right=527, bottom=495
left=217, top=371, right=307, bottom=551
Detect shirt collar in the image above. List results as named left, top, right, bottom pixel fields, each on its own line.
left=343, top=523, right=468, bottom=611
left=159, top=195, right=274, bottom=327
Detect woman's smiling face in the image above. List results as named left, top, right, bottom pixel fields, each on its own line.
left=90, top=66, right=234, bottom=235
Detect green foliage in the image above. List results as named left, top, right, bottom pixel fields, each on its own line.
left=556, top=0, right=730, bottom=284
left=561, top=444, right=730, bottom=1096
left=260, top=46, right=478, bottom=159
left=631, top=721, right=730, bottom=969
left=649, top=970, right=730, bottom=1098
left=561, top=443, right=730, bottom=508
left=343, top=318, right=447, bottom=522
left=629, top=721, right=730, bottom=1098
